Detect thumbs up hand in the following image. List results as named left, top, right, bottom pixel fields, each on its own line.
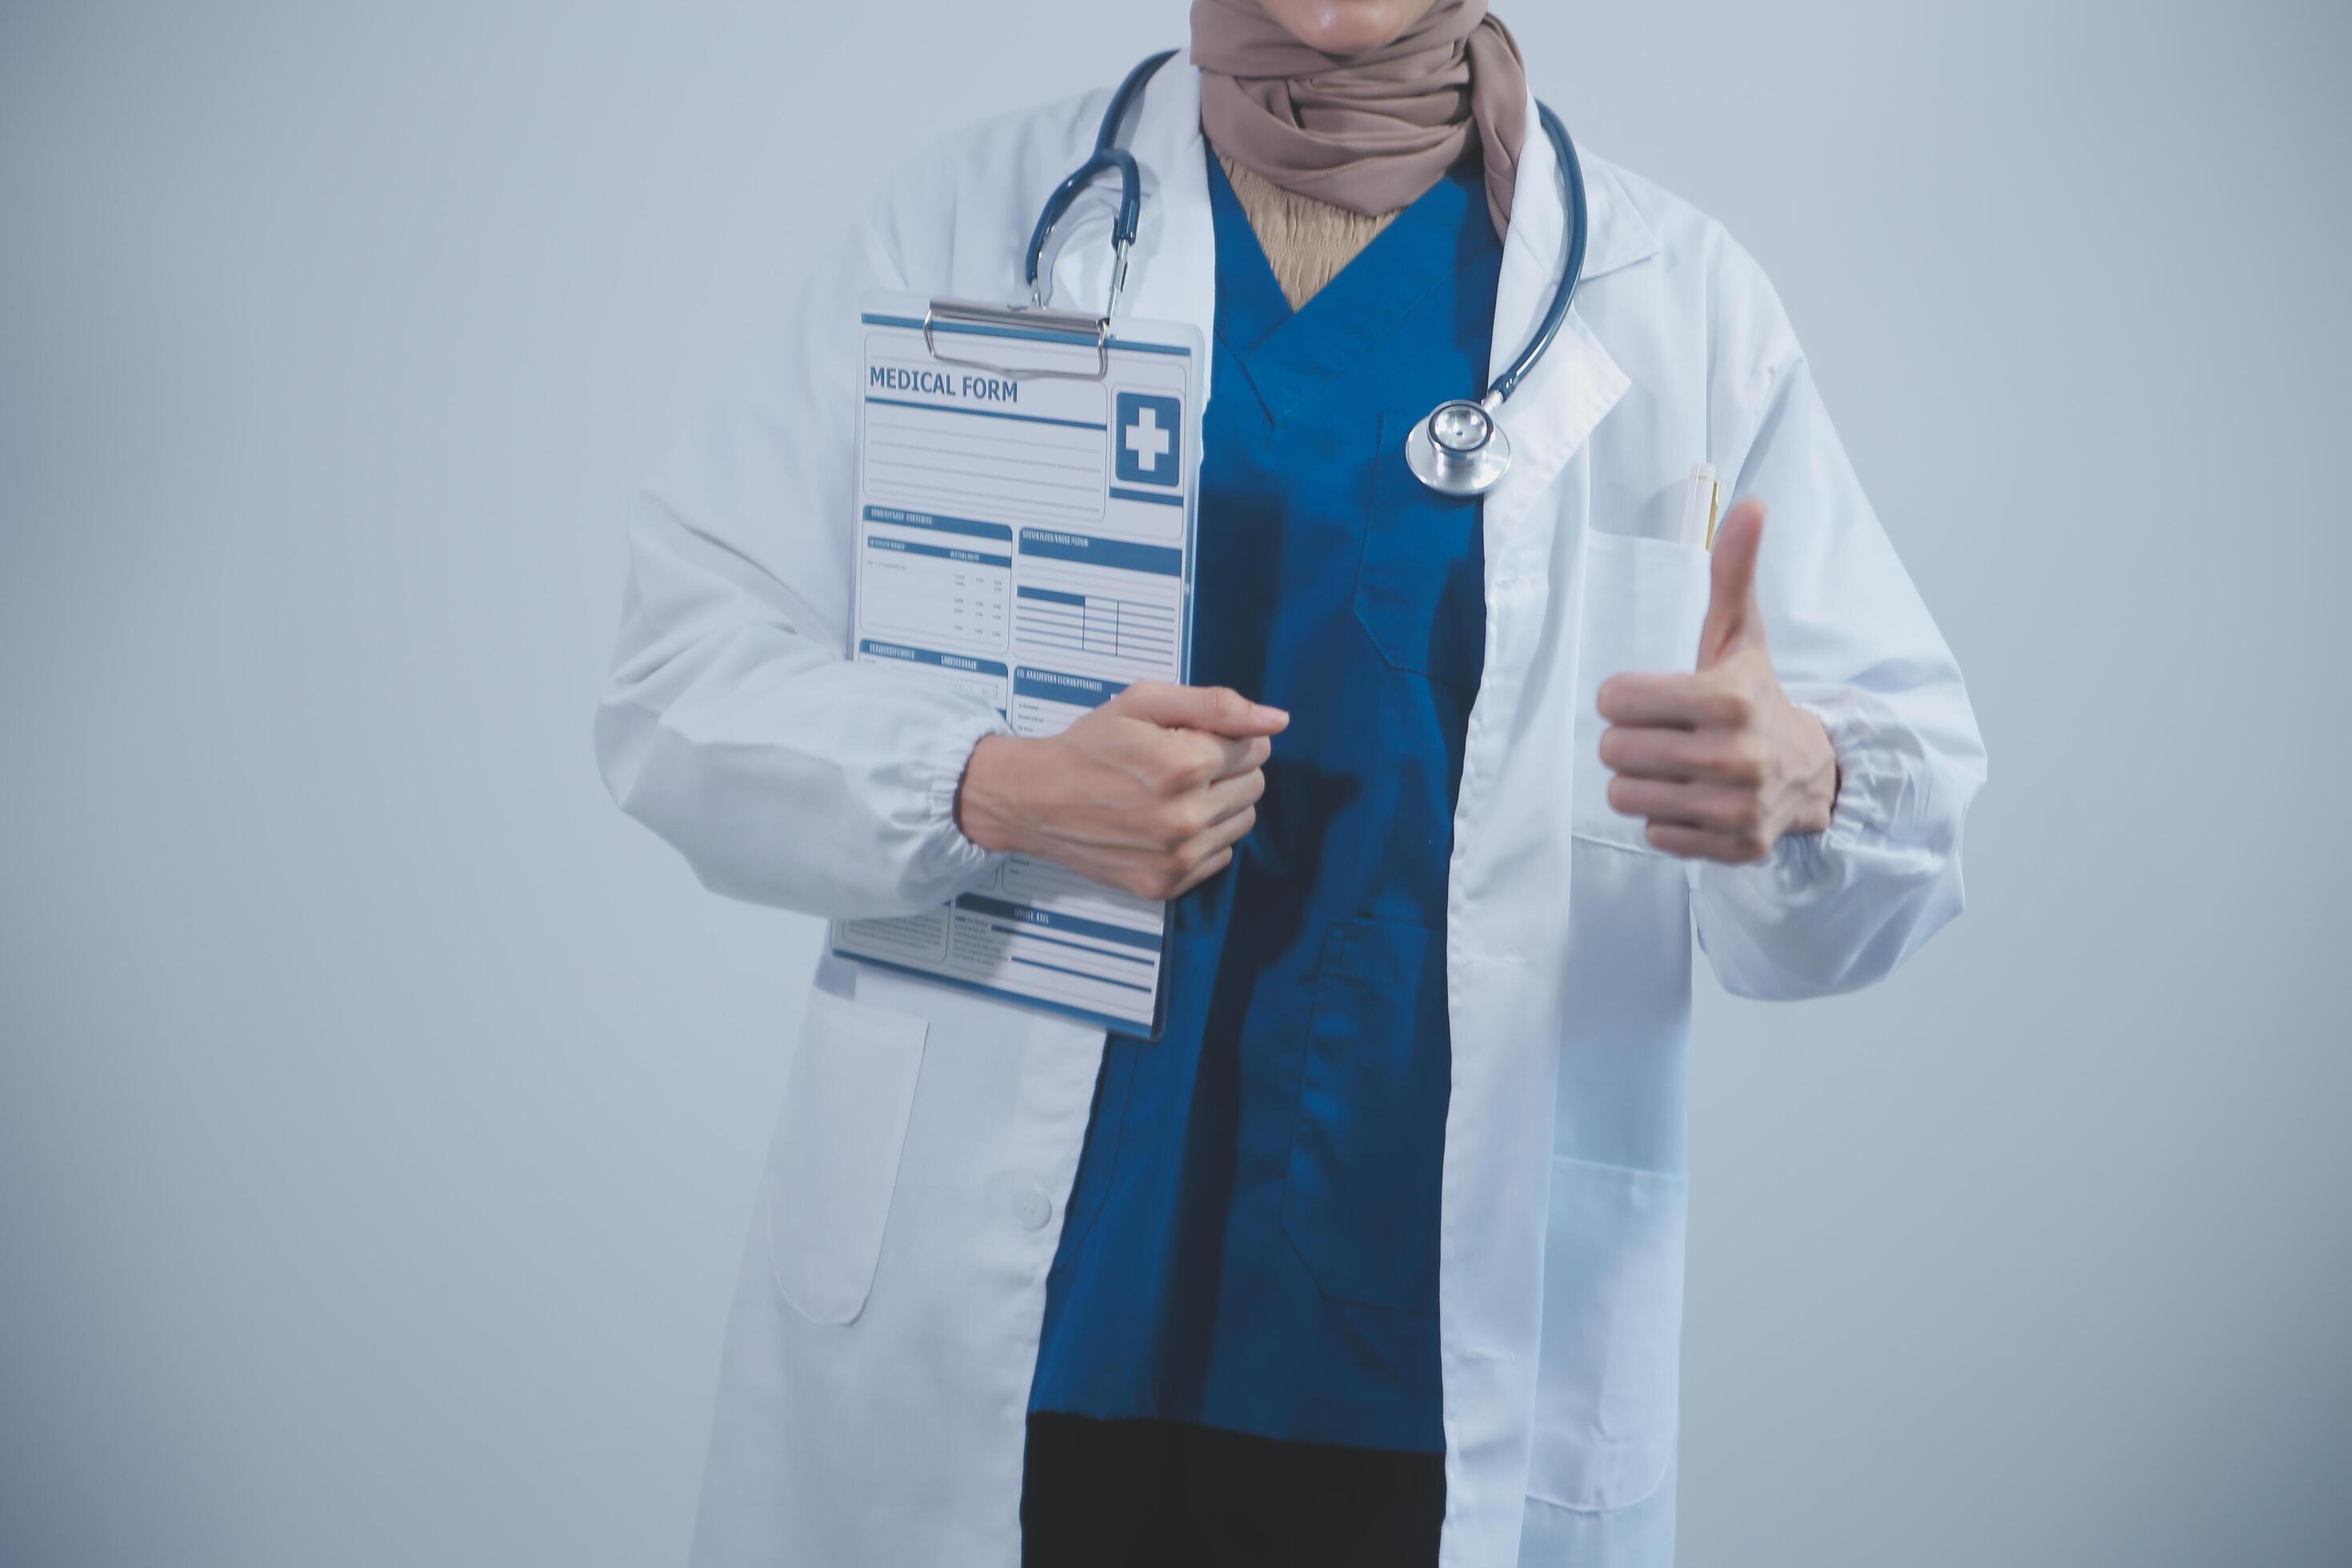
left=1594, top=498, right=1839, bottom=862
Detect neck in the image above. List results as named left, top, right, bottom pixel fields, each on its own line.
left=1214, top=148, right=1400, bottom=309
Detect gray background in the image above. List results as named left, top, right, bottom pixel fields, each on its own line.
left=3, top=2, right=2346, bottom=1563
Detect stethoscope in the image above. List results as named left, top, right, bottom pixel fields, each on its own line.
left=1025, top=49, right=1588, bottom=498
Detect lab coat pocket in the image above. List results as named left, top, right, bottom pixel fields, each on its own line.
left=1570, top=531, right=1712, bottom=854
left=1279, top=917, right=1449, bottom=1312
left=763, top=987, right=927, bottom=1326
left=1527, top=1155, right=1688, bottom=1514
left=1353, top=411, right=1488, bottom=689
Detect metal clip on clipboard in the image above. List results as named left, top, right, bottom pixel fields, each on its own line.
left=920, top=299, right=1113, bottom=384
left=918, top=46, right=1174, bottom=386
left=915, top=125, right=1137, bottom=383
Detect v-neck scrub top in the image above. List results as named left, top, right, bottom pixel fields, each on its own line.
left=1026, top=150, right=1502, bottom=1455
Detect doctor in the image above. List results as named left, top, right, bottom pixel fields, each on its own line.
left=598, top=1, right=1985, bottom=1564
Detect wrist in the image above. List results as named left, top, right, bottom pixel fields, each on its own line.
left=954, top=733, right=1040, bottom=856
left=1786, top=704, right=1839, bottom=836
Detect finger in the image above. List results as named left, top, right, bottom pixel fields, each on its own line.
left=1596, top=671, right=1750, bottom=730
left=1149, top=730, right=1268, bottom=794
left=1602, top=728, right=1767, bottom=790
left=1697, top=497, right=1767, bottom=670
left=1146, top=728, right=1238, bottom=792
left=1597, top=725, right=1712, bottom=781
left=1196, top=766, right=1266, bottom=828
left=1164, top=808, right=1256, bottom=896
left=1644, top=821, right=1771, bottom=864
left=1606, top=776, right=1762, bottom=834
left=1600, top=722, right=1767, bottom=786
left=1182, top=801, right=1258, bottom=860
left=1206, top=732, right=1273, bottom=782
left=1168, top=845, right=1237, bottom=899
left=1115, top=682, right=1289, bottom=738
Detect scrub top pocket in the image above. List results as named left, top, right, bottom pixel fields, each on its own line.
left=1352, top=410, right=1488, bottom=690
left=1279, top=916, right=1451, bottom=1313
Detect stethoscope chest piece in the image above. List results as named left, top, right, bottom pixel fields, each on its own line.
left=1405, top=398, right=1512, bottom=497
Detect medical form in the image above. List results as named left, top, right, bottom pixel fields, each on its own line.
left=830, top=292, right=1205, bottom=1037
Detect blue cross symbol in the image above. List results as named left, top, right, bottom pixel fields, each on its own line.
left=1114, top=392, right=1182, bottom=487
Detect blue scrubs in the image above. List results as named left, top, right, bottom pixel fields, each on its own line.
left=1027, top=150, right=1501, bottom=1454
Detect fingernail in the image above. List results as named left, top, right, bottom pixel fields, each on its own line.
left=1255, top=703, right=1289, bottom=725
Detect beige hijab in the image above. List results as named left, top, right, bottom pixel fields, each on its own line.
left=1190, top=0, right=1528, bottom=238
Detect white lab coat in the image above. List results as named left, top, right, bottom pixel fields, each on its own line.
left=598, top=62, right=1983, bottom=1568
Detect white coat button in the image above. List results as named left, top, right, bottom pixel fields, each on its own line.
left=1013, top=1187, right=1054, bottom=1231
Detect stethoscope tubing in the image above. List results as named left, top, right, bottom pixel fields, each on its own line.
left=1024, top=50, right=1587, bottom=494
left=1022, top=50, right=1179, bottom=306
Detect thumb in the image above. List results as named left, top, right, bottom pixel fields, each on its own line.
left=1112, top=681, right=1290, bottom=738
left=1698, top=497, right=1768, bottom=668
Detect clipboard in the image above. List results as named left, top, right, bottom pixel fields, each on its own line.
left=830, top=291, right=1205, bottom=1038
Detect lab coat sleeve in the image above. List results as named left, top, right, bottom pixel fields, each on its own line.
left=594, top=213, right=1011, bottom=919
left=1688, top=242, right=1988, bottom=999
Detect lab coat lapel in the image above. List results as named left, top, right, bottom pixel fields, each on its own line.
left=1478, top=97, right=1633, bottom=580
left=1436, top=99, right=1650, bottom=1568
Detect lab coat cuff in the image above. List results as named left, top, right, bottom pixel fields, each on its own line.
left=918, top=706, right=1016, bottom=885
left=1751, top=684, right=1909, bottom=903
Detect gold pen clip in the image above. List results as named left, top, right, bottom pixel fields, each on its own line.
left=1683, top=463, right=1723, bottom=550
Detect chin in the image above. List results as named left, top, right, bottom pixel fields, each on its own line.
left=1263, top=0, right=1439, bottom=57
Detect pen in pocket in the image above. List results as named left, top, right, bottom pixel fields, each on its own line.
left=1679, top=462, right=1722, bottom=551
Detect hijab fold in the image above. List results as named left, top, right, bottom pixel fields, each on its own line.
left=1190, top=0, right=1528, bottom=239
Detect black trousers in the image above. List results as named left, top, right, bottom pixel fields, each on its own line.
left=1021, top=1413, right=1446, bottom=1568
